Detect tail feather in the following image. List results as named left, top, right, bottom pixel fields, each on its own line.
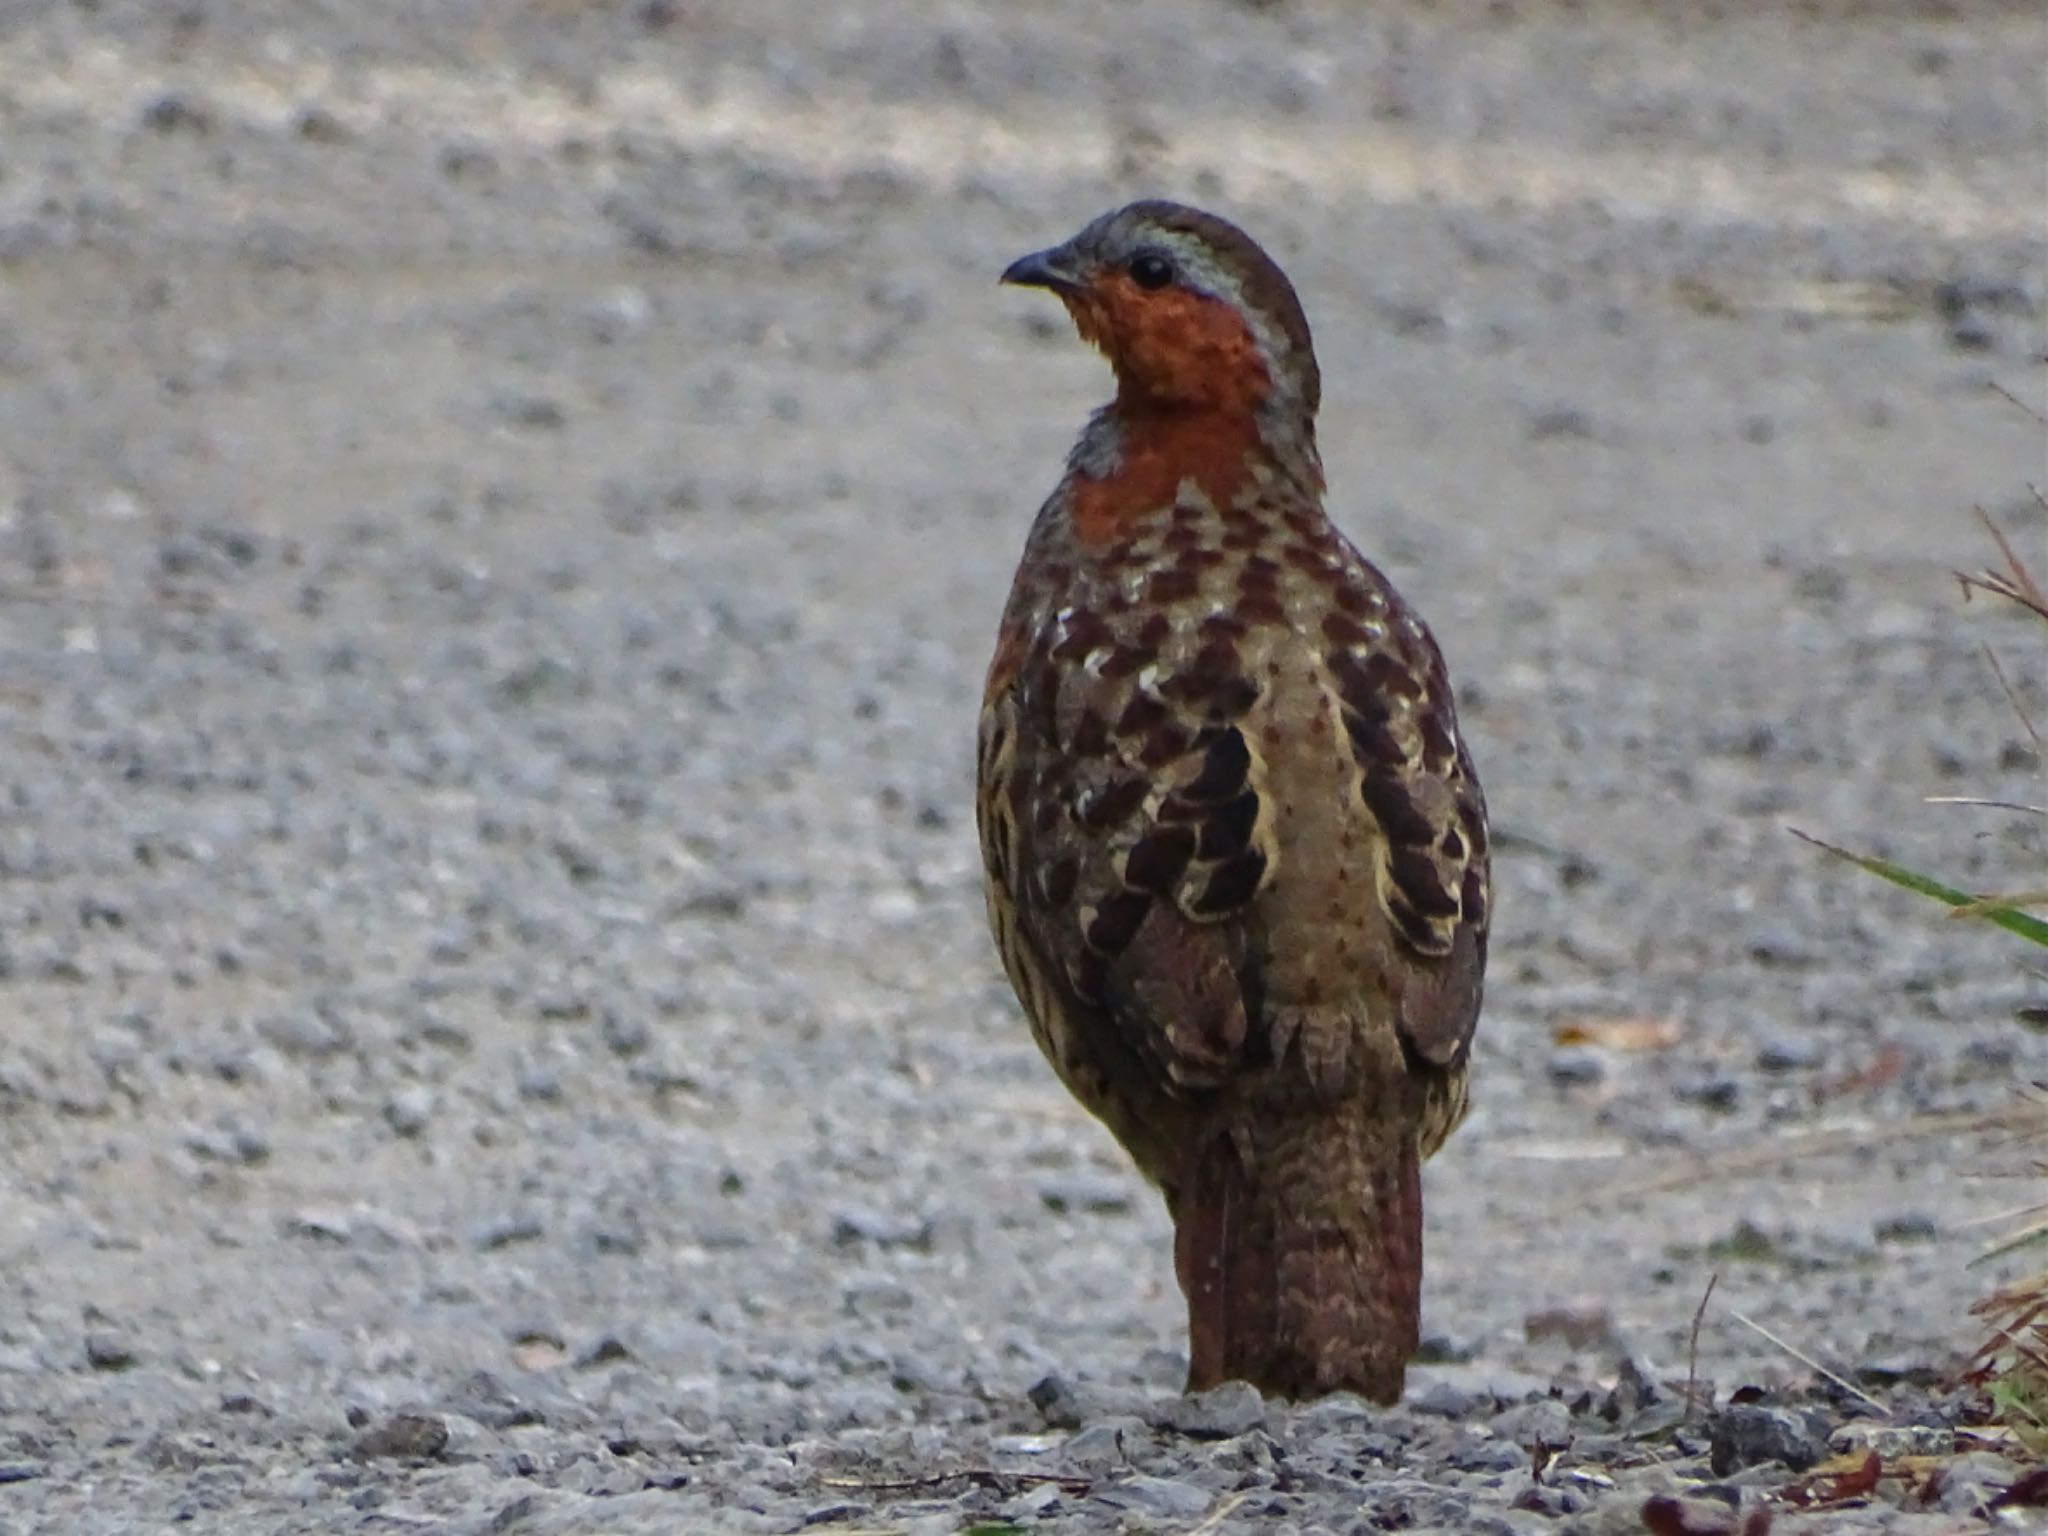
left=1172, top=1111, right=1422, bottom=1403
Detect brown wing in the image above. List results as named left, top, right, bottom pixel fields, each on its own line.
left=977, top=608, right=1274, bottom=1109
left=1319, top=555, right=1490, bottom=1071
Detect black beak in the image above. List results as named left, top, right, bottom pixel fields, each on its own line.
left=1000, top=245, right=1084, bottom=297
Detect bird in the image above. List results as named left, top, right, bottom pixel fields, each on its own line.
left=976, top=201, right=1489, bottom=1405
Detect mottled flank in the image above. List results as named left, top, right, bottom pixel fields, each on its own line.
left=980, top=201, right=1489, bottom=1405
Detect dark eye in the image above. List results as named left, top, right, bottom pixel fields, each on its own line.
left=1128, top=251, right=1175, bottom=290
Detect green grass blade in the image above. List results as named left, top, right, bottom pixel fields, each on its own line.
left=1792, top=829, right=2048, bottom=948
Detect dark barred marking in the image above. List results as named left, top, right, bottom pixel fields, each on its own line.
left=1281, top=505, right=1322, bottom=538
left=1199, top=613, right=1250, bottom=642
left=1136, top=612, right=1172, bottom=649
left=1079, top=775, right=1150, bottom=830
left=1439, top=825, right=1467, bottom=861
left=1068, top=709, right=1109, bottom=757
left=1282, top=540, right=1330, bottom=571
left=1137, top=722, right=1195, bottom=769
left=1386, top=896, right=1445, bottom=956
left=1388, top=845, right=1460, bottom=917
left=1237, top=592, right=1288, bottom=626
left=1145, top=567, right=1202, bottom=604
left=1183, top=729, right=1251, bottom=803
left=978, top=715, right=1010, bottom=771
left=1049, top=610, right=1114, bottom=660
left=1329, top=650, right=1422, bottom=718
left=1463, top=804, right=1490, bottom=856
left=1192, top=847, right=1268, bottom=917
left=1221, top=525, right=1266, bottom=552
left=1033, top=793, right=1062, bottom=834
left=1086, top=890, right=1153, bottom=957
left=1365, top=649, right=1426, bottom=699
left=1240, top=555, right=1283, bottom=592
left=1331, top=581, right=1380, bottom=619
left=1097, top=542, right=1149, bottom=571
left=1359, top=770, right=1437, bottom=847
left=1328, top=658, right=1392, bottom=724
left=1207, top=675, right=1260, bottom=719
left=1322, top=612, right=1375, bottom=649
left=1204, top=675, right=1253, bottom=720
left=1418, top=709, right=1458, bottom=772
left=1070, top=946, right=1107, bottom=1002
left=1462, top=867, right=1489, bottom=928
left=1160, top=661, right=1229, bottom=707
left=1038, top=856, right=1078, bottom=910
left=1343, top=709, right=1404, bottom=769
left=1124, top=826, right=1197, bottom=894
left=1198, top=788, right=1261, bottom=859
left=1100, top=646, right=1146, bottom=679
left=1116, top=692, right=1170, bottom=738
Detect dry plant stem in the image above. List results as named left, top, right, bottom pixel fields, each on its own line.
left=1685, top=1272, right=1719, bottom=1423
left=1188, top=1492, right=1251, bottom=1535
left=1925, top=797, right=2048, bottom=816
left=1987, top=379, right=2048, bottom=425
left=1980, top=645, right=2045, bottom=757
left=819, top=1470, right=1095, bottom=1494
left=1956, top=505, right=2048, bottom=622
left=1948, top=889, right=2048, bottom=920
left=1726, top=1308, right=1885, bottom=1412
left=1590, top=1104, right=2039, bottom=1202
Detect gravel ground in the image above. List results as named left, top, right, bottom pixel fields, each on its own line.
left=1, top=3, right=2045, bottom=1532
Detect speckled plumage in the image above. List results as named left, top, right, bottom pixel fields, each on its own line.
left=979, top=202, right=1489, bottom=1403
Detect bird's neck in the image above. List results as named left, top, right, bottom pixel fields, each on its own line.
left=1063, top=400, right=1322, bottom=550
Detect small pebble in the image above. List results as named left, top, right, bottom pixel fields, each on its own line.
left=1546, top=1046, right=1606, bottom=1086
left=1151, top=1381, right=1265, bottom=1440
left=84, top=1333, right=138, bottom=1372
left=1755, top=1035, right=1823, bottom=1072
left=383, top=1086, right=434, bottom=1138
left=350, top=1413, right=450, bottom=1461
left=1091, top=1473, right=1212, bottom=1518
left=1036, top=1174, right=1135, bottom=1216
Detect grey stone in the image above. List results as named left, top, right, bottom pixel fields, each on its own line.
left=1449, top=1435, right=1529, bottom=1473
left=1091, top=1473, right=1213, bottom=1518
left=1755, top=1034, right=1823, bottom=1072
left=1490, top=1397, right=1573, bottom=1446
left=384, top=1086, right=435, bottom=1138
left=1152, top=1381, right=1265, bottom=1440
left=1708, top=1403, right=1828, bottom=1475
left=829, top=1207, right=932, bottom=1251
left=84, top=1332, right=138, bottom=1371
left=1059, top=1417, right=1148, bottom=1469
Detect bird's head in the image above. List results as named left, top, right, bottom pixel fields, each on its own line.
left=1001, top=201, right=1320, bottom=428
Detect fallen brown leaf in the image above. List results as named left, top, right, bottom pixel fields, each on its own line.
left=1991, top=1466, right=2048, bottom=1510
left=1553, top=1015, right=1685, bottom=1051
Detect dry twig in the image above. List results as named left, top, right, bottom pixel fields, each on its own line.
left=1685, top=1273, right=1719, bottom=1422
left=1725, top=1308, right=1884, bottom=1412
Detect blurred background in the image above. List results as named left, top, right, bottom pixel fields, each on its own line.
left=0, top=2, right=2043, bottom=1530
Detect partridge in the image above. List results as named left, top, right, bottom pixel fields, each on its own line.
left=977, top=201, right=1489, bottom=1404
